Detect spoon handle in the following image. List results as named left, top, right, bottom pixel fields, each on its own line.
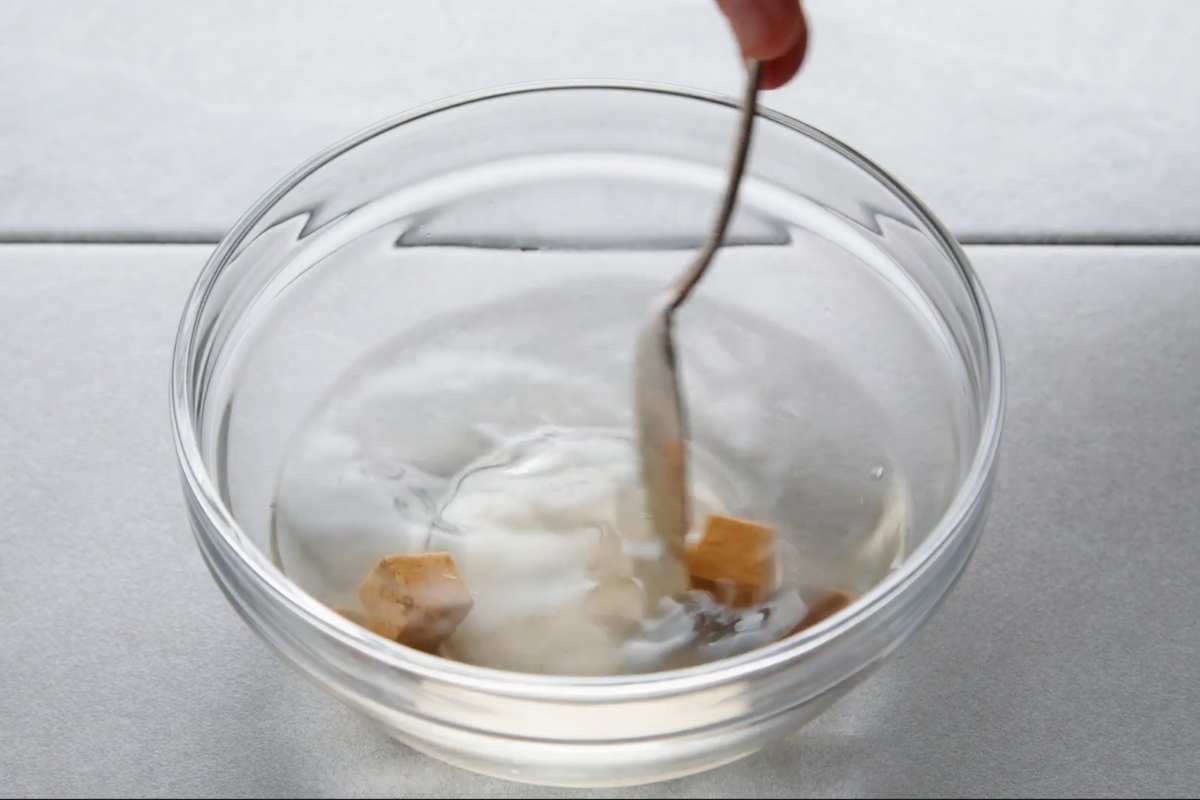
left=668, top=58, right=762, bottom=312
left=634, top=60, right=762, bottom=566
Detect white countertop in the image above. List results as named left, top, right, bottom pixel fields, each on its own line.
left=4, top=0, right=1200, bottom=241
left=2, top=245, right=1197, bottom=797
left=2, top=1, right=1199, bottom=796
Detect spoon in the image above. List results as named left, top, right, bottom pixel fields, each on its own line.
left=634, top=59, right=762, bottom=561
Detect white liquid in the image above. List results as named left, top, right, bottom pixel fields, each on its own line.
left=276, top=425, right=815, bottom=674
left=430, top=428, right=812, bottom=674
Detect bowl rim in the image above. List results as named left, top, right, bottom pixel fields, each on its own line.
left=171, top=79, right=1005, bottom=703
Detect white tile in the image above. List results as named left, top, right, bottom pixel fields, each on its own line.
left=3, top=1, right=1198, bottom=240
left=1, top=244, right=1197, bottom=795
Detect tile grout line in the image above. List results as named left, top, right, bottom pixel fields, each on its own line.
left=959, top=237, right=1200, bottom=247
left=3, top=236, right=1200, bottom=247
left=0, top=236, right=221, bottom=245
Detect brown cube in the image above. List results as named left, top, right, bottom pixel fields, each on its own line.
left=356, top=552, right=473, bottom=652
left=336, top=606, right=400, bottom=639
left=793, top=590, right=855, bottom=634
left=686, top=515, right=777, bottom=608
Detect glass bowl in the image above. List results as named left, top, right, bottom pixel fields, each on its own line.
left=171, top=82, right=1004, bottom=787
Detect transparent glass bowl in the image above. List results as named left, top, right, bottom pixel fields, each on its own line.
left=171, top=83, right=1004, bottom=787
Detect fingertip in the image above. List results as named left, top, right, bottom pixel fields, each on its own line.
left=759, top=22, right=807, bottom=90
left=718, top=0, right=804, bottom=61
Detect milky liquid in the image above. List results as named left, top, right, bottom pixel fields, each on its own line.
left=269, top=275, right=914, bottom=676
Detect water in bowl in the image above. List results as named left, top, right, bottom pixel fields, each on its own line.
left=268, top=261, right=915, bottom=676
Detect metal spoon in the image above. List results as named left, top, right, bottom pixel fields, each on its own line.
left=634, top=59, right=762, bottom=561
